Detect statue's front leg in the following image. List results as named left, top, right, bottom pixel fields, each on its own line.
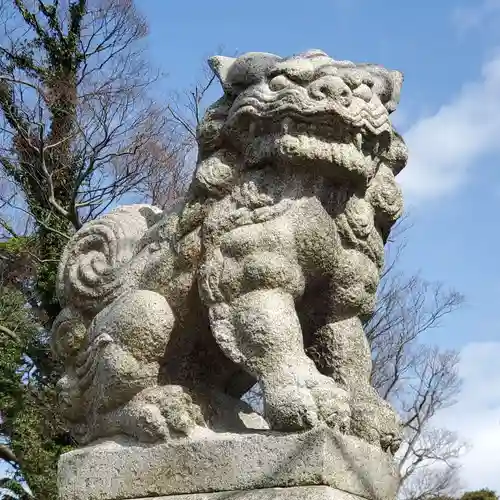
left=54, top=289, right=206, bottom=444
left=308, top=316, right=402, bottom=453
left=209, top=288, right=351, bottom=432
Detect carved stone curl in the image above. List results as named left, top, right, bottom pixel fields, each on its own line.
left=52, top=49, right=408, bottom=454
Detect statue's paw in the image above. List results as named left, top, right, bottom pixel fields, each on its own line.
left=159, top=397, right=206, bottom=436
left=380, top=432, right=402, bottom=455
left=263, top=372, right=351, bottom=432
left=264, top=384, right=320, bottom=431
left=128, top=403, right=170, bottom=443
left=375, top=405, right=402, bottom=454
left=350, top=389, right=402, bottom=453
left=137, top=385, right=206, bottom=437
left=308, top=378, right=351, bottom=433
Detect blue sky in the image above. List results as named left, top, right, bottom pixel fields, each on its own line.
left=142, top=0, right=500, bottom=348
left=141, top=0, right=500, bottom=491
left=3, top=0, right=500, bottom=493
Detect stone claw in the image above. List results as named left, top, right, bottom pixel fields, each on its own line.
left=349, top=388, right=403, bottom=453
left=264, top=385, right=319, bottom=431
left=310, top=384, right=351, bottom=433
left=136, top=385, right=206, bottom=437
left=80, top=385, right=207, bottom=444
left=263, top=368, right=351, bottom=433
left=380, top=433, right=402, bottom=455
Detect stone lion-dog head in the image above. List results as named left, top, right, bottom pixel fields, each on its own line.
left=189, top=50, right=407, bottom=242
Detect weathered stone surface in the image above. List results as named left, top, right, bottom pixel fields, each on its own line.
left=58, top=427, right=398, bottom=500
left=129, top=486, right=364, bottom=500
left=53, top=49, right=407, bottom=456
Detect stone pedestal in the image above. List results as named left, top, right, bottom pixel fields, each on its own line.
left=125, top=487, right=382, bottom=500
left=58, top=427, right=399, bottom=500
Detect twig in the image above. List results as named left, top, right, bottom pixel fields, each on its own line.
left=0, top=324, right=20, bottom=343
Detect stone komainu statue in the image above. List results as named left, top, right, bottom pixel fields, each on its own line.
left=52, top=50, right=408, bottom=454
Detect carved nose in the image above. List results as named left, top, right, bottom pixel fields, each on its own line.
left=308, top=76, right=352, bottom=106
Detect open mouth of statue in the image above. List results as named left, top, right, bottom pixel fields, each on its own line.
left=226, top=110, right=393, bottom=162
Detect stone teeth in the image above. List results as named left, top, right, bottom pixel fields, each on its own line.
left=281, top=117, right=292, bottom=134
left=373, top=140, right=379, bottom=155
left=355, top=132, right=363, bottom=151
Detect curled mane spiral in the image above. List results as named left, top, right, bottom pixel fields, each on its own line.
left=56, top=205, right=162, bottom=320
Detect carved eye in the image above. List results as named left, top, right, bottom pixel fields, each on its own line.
left=269, top=74, right=291, bottom=91
left=363, top=75, right=375, bottom=88
left=342, top=70, right=364, bottom=90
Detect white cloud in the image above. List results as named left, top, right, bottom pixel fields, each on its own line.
left=434, top=341, right=500, bottom=492
left=397, top=54, right=500, bottom=203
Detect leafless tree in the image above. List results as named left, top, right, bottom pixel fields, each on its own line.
left=140, top=49, right=232, bottom=209
left=365, top=232, right=466, bottom=500
left=0, top=3, right=192, bottom=494
left=166, top=57, right=216, bottom=144
left=0, top=0, right=199, bottom=331
left=0, top=0, right=189, bottom=234
left=399, top=461, right=463, bottom=500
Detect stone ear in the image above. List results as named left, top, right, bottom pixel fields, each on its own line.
left=208, top=56, right=236, bottom=89
left=385, top=70, right=403, bottom=113
left=362, top=65, right=404, bottom=113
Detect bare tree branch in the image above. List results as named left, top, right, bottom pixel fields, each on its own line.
left=363, top=233, right=465, bottom=500
left=0, top=443, right=18, bottom=464
left=0, top=323, right=20, bottom=343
